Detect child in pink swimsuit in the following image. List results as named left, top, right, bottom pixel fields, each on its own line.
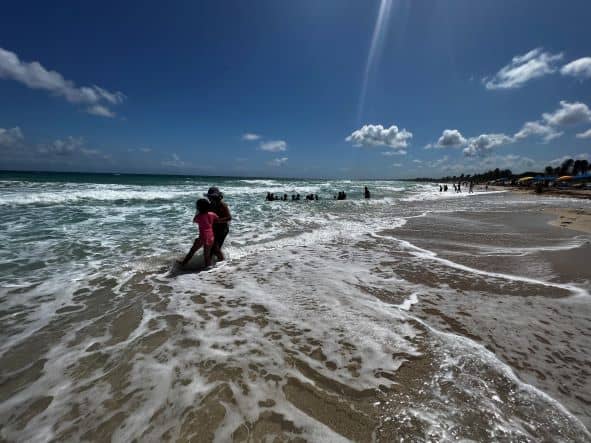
left=180, top=199, right=222, bottom=268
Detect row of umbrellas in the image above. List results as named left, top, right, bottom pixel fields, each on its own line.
left=517, top=173, right=591, bottom=183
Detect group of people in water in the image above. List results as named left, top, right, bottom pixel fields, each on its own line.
left=265, top=192, right=319, bottom=201
left=265, top=186, right=371, bottom=202
left=438, top=182, right=475, bottom=194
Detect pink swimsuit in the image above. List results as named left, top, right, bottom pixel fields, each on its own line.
left=193, top=212, right=218, bottom=246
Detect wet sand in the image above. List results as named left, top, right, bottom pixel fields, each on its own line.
left=387, top=208, right=591, bottom=429
left=2, top=204, right=591, bottom=441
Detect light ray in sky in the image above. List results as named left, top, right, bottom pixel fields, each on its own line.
left=357, top=0, right=393, bottom=121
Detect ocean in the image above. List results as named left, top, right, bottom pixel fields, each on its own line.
left=1, top=171, right=590, bottom=442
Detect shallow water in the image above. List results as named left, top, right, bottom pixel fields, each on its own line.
left=1, top=172, right=590, bottom=442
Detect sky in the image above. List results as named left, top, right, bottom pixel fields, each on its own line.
left=1, top=0, right=590, bottom=179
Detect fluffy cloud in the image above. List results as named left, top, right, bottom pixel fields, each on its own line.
left=483, top=48, right=563, bottom=90
left=267, top=157, right=288, bottom=167
left=463, top=133, right=513, bottom=157
left=0, top=127, right=24, bottom=148
left=242, top=133, right=261, bottom=141
left=576, top=128, right=591, bottom=139
left=346, top=124, right=412, bottom=151
left=0, top=47, right=125, bottom=117
left=514, top=121, right=562, bottom=142
left=560, top=57, right=591, bottom=79
left=381, top=150, right=406, bottom=156
left=259, top=140, right=287, bottom=152
left=542, top=101, right=591, bottom=126
left=426, top=129, right=467, bottom=149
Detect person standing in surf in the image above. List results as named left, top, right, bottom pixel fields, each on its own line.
left=205, top=187, right=231, bottom=260
left=180, top=199, right=222, bottom=268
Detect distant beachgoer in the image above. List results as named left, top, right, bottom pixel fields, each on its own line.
left=291, top=194, right=296, bottom=201
left=205, top=187, right=231, bottom=258
left=485, top=184, right=489, bottom=191
left=469, top=181, right=474, bottom=193
left=296, top=194, right=301, bottom=201
left=439, top=185, right=443, bottom=192
left=283, top=194, right=288, bottom=201
left=453, top=184, right=457, bottom=192
left=457, top=182, right=461, bottom=193
left=265, top=192, right=272, bottom=201
left=314, top=194, right=319, bottom=201
left=180, top=198, right=222, bottom=268
left=444, top=184, right=448, bottom=192
left=364, top=186, right=371, bottom=199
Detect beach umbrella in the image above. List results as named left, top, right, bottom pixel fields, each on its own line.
left=557, top=175, right=573, bottom=181
left=517, top=176, right=534, bottom=182
left=573, top=173, right=591, bottom=180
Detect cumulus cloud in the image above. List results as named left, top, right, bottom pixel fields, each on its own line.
left=242, top=133, right=261, bottom=141
left=542, top=101, right=591, bottom=126
left=576, top=128, right=591, bottom=139
left=483, top=48, right=563, bottom=90
left=346, top=124, right=412, bottom=151
left=0, top=127, right=24, bottom=148
left=463, top=133, right=514, bottom=157
left=267, top=157, right=288, bottom=167
left=560, top=57, right=591, bottom=79
left=426, top=129, right=467, bottom=149
left=514, top=121, right=562, bottom=143
left=381, top=150, right=406, bottom=156
left=0, top=47, right=125, bottom=117
left=260, top=140, right=287, bottom=152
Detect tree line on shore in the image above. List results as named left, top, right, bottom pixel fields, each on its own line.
left=411, top=157, right=590, bottom=183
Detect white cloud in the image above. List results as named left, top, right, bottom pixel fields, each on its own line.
left=412, top=159, right=423, bottom=164
left=267, top=157, right=288, bottom=167
left=86, top=105, right=116, bottom=118
left=38, top=136, right=85, bottom=155
left=560, top=57, right=591, bottom=79
left=514, top=121, right=562, bottom=142
left=346, top=123, right=412, bottom=151
left=463, top=133, right=513, bottom=157
left=0, top=47, right=125, bottom=117
left=426, top=129, right=467, bottom=149
left=576, top=128, right=591, bottom=139
left=542, top=101, right=591, bottom=126
left=242, top=133, right=261, bottom=141
left=392, top=163, right=402, bottom=167
left=483, top=48, right=563, bottom=90
left=0, top=127, right=24, bottom=148
left=381, top=150, right=406, bottom=156
left=139, top=147, right=153, bottom=153
left=260, top=140, right=287, bottom=152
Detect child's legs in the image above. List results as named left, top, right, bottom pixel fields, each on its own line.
left=203, top=244, right=212, bottom=267
left=181, top=238, right=203, bottom=265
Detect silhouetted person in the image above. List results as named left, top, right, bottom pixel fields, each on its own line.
left=439, top=185, right=443, bottom=192
left=364, top=186, right=371, bottom=199
left=444, top=184, right=448, bottom=192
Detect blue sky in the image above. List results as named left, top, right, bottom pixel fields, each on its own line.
left=1, top=0, right=590, bottom=178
